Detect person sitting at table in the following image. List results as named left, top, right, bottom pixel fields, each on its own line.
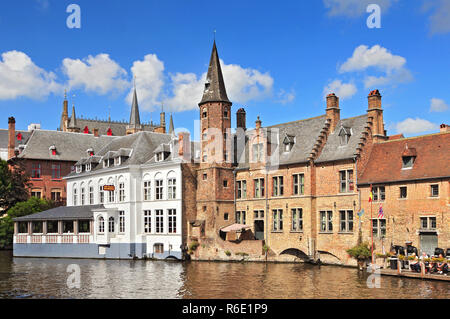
left=419, top=252, right=430, bottom=273
left=409, top=253, right=420, bottom=272
left=435, top=254, right=448, bottom=274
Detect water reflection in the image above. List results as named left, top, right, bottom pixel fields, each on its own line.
left=0, top=251, right=448, bottom=299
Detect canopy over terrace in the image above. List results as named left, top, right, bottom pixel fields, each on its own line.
left=220, top=224, right=251, bottom=241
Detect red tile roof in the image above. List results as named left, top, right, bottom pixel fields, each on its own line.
left=359, top=132, right=450, bottom=185
left=388, top=134, right=404, bottom=140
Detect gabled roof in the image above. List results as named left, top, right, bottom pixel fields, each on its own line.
left=315, top=115, right=367, bottom=163
left=359, top=132, right=450, bottom=185
left=0, top=129, right=31, bottom=149
left=199, top=41, right=230, bottom=105
left=17, top=130, right=114, bottom=162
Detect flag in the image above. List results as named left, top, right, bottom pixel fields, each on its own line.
left=378, top=205, right=384, bottom=219
left=369, top=184, right=373, bottom=203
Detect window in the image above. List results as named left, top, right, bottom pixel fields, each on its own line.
left=51, top=190, right=61, bottom=202
left=291, top=208, right=303, bottom=232
left=235, top=211, right=246, bottom=225
left=103, top=160, right=109, bottom=168
left=168, top=178, right=176, bottom=200
left=108, top=217, right=115, bottom=233
left=144, top=210, right=151, bottom=233
left=18, top=222, right=28, bottom=234
left=373, top=186, right=385, bottom=201
left=89, top=186, right=94, bottom=204
left=202, top=130, right=207, bottom=141
left=224, top=108, right=229, bottom=118
left=293, top=174, right=305, bottom=195
left=119, top=211, right=125, bottom=233
left=32, top=221, right=43, bottom=234
left=73, top=187, right=78, bottom=205
left=252, top=143, right=264, bottom=162
left=237, top=180, right=247, bottom=199
left=320, top=211, right=333, bottom=232
left=118, top=183, right=125, bottom=202
left=154, top=243, right=164, bottom=254
left=339, top=170, right=354, bottom=193
left=339, top=128, right=351, bottom=145
left=79, top=220, right=90, bottom=233
left=63, top=221, right=74, bottom=233
left=51, top=164, right=61, bottom=179
left=420, top=217, right=436, bottom=230
left=372, top=219, right=386, bottom=238
left=31, top=163, right=41, bottom=178
left=203, top=173, right=207, bottom=180
left=223, top=179, right=228, bottom=188
left=254, top=210, right=264, bottom=219
left=31, top=190, right=42, bottom=199
left=47, top=221, right=58, bottom=234
left=143, top=181, right=151, bottom=201
left=272, top=209, right=283, bottom=231
left=339, top=210, right=354, bottom=233
left=399, top=187, right=407, bottom=199
left=155, top=210, right=164, bottom=233
left=114, top=157, right=121, bottom=166
left=108, top=187, right=115, bottom=203
left=168, top=209, right=177, bottom=233
left=85, top=163, right=91, bottom=172
left=99, top=186, right=104, bottom=204
left=81, top=187, right=85, bottom=205
left=402, top=156, right=415, bottom=169
left=272, top=176, right=284, bottom=197
left=254, top=178, right=265, bottom=198
left=430, top=184, right=439, bottom=197
left=156, top=152, right=164, bottom=162
left=202, top=108, right=207, bottom=118
left=155, top=180, right=163, bottom=200
left=76, top=165, right=82, bottom=173
left=224, top=213, right=229, bottom=221
left=98, top=217, right=105, bottom=233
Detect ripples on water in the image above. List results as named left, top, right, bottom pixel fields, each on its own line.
left=0, top=251, right=448, bottom=299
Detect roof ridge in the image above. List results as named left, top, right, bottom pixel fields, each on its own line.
left=378, top=131, right=450, bottom=144
left=265, top=114, right=327, bottom=128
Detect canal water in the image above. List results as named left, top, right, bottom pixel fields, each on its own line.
left=0, top=251, right=448, bottom=299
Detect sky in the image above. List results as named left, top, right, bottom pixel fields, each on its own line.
left=0, top=0, right=449, bottom=137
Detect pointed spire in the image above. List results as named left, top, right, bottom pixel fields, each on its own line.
left=199, top=41, right=230, bottom=105
left=129, top=87, right=141, bottom=127
left=169, top=113, right=174, bottom=135
left=69, top=103, right=77, bottom=128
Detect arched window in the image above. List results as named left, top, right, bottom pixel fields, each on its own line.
left=98, top=216, right=105, bottom=233
left=202, top=108, right=207, bottom=118
left=72, top=184, right=78, bottom=205
left=224, top=107, right=229, bottom=118
left=108, top=217, right=115, bottom=233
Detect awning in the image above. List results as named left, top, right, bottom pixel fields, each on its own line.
left=220, top=224, right=250, bottom=233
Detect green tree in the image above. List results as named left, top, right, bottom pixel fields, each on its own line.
left=0, top=159, right=31, bottom=212
left=0, top=197, right=55, bottom=249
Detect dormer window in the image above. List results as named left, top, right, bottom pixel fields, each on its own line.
left=86, top=163, right=92, bottom=172
left=76, top=165, right=82, bottom=173
left=83, top=126, right=89, bottom=134
left=103, top=160, right=109, bottom=168
left=107, top=128, right=113, bottom=136
left=156, top=152, right=164, bottom=162
left=401, top=145, right=416, bottom=169
left=17, top=133, right=23, bottom=141
left=402, top=156, right=415, bottom=169
left=86, top=148, right=94, bottom=157
left=283, top=135, right=295, bottom=152
left=49, top=145, right=57, bottom=156
left=115, top=156, right=121, bottom=166
left=339, top=127, right=351, bottom=145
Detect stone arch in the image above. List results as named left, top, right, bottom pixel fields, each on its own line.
left=317, top=250, right=342, bottom=262
left=279, top=248, right=310, bottom=261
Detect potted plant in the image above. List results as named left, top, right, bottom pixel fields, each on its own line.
left=347, top=242, right=372, bottom=270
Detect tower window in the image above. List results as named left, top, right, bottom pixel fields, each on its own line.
left=202, top=108, right=207, bottom=119
left=224, top=108, right=229, bottom=118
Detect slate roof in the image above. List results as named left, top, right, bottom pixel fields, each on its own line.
left=236, top=115, right=327, bottom=168
left=128, top=88, right=141, bottom=128
left=199, top=41, right=231, bottom=105
left=70, top=118, right=158, bottom=137
left=0, top=129, right=31, bottom=149
left=17, top=130, right=115, bottom=162
left=358, top=132, right=450, bottom=185
left=315, top=115, right=368, bottom=163
left=13, top=205, right=105, bottom=221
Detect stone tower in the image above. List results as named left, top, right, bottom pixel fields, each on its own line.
left=126, top=87, right=143, bottom=135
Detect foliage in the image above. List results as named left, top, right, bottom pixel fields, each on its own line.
left=431, top=257, right=445, bottom=263
left=407, top=255, right=417, bottom=261
left=398, top=255, right=406, bottom=261
left=188, top=241, right=199, bottom=252
left=0, top=197, right=55, bottom=249
left=224, top=250, right=231, bottom=256
left=376, top=252, right=392, bottom=259
left=0, top=159, right=31, bottom=212
left=263, top=244, right=269, bottom=253
left=346, top=242, right=372, bottom=260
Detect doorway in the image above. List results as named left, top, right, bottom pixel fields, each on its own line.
left=254, top=220, right=264, bottom=240
left=420, top=233, right=438, bottom=256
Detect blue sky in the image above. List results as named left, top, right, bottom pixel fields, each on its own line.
left=0, top=0, right=449, bottom=137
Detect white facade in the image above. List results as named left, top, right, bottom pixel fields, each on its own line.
left=66, top=159, right=184, bottom=259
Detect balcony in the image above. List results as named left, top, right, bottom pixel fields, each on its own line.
left=14, top=234, right=93, bottom=244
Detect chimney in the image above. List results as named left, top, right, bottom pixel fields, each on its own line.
left=8, top=117, right=16, bottom=160
left=367, top=89, right=386, bottom=142
left=178, top=132, right=191, bottom=161
left=160, top=111, right=166, bottom=133
left=326, top=93, right=340, bottom=132
left=93, top=128, right=99, bottom=137
left=255, top=116, right=262, bottom=130
left=440, top=124, right=450, bottom=133
left=236, top=108, right=246, bottom=131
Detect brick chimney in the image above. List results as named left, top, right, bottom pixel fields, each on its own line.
left=326, top=93, right=340, bottom=132
left=93, top=128, right=99, bottom=137
left=236, top=108, right=246, bottom=131
left=440, top=124, right=450, bottom=133
left=8, top=117, right=16, bottom=160
left=178, top=132, right=191, bottom=162
left=367, top=90, right=386, bottom=143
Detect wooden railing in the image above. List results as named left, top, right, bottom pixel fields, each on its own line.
left=14, top=234, right=92, bottom=244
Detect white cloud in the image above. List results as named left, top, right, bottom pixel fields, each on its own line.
left=276, top=89, right=296, bottom=104
left=62, top=54, right=129, bottom=95
left=126, top=54, right=165, bottom=111
left=0, top=50, right=61, bottom=100
left=430, top=98, right=449, bottom=112
left=395, top=118, right=439, bottom=135
left=339, top=45, right=412, bottom=89
left=323, top=0, right=397, bottom=17
left=323, top=79, right=357, bottom=100
left=425, top=0, right=450, bottom=35
left=164, top=60, right=274, bottom=112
